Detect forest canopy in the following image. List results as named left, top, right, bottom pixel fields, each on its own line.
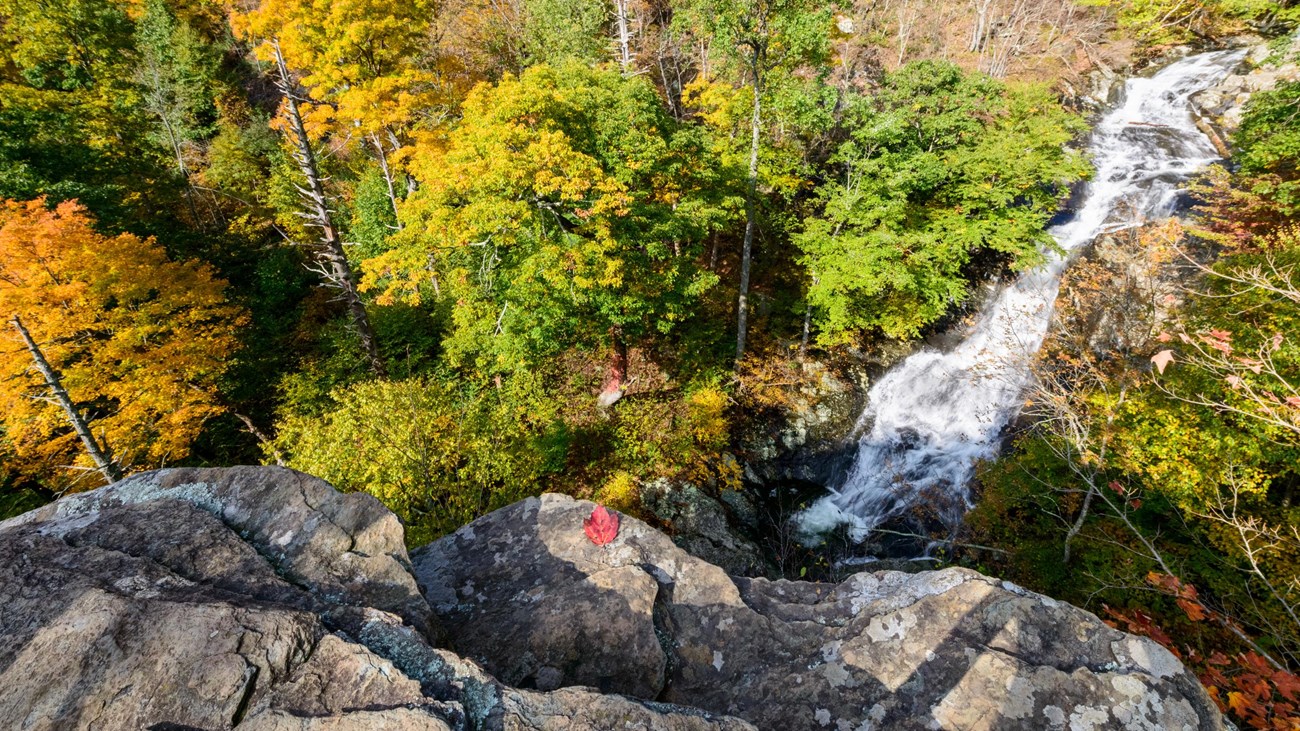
left=1, top=0, right=1298, bottom=724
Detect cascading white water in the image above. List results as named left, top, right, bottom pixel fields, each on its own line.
left=799, top=49, right=1247, bottom=543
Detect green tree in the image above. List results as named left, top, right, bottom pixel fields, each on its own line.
left=272, top=374, right=566, bottom=543
left=1232, top=80, right=1300, bottom=215
left=0, top=0, right=133, bottom=91
left=0, top=0, right=177, bottom=231
left=795, top=61, right=1088, bottom=342
left=522, top=0, right=609, bottom=65
left=363, top=63, right=733, bottom=401
left=680, top=0, right=832, bottom=361
left=134, top=0, right=221, bottom=180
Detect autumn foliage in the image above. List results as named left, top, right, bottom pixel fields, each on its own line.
left=1108, top=573, right=1300, bottom=731
left=0, top=199, right=245, bottom=486
left=1, top=2, right=1299, bottom=727
left=583, top=505, right=620, bottom=546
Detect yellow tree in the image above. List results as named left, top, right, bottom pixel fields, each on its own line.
left=230, top=0, right=467, bottom=376
left=0, top=199, right=247, bottom=487
left=232, top=0, right=469, bottom=215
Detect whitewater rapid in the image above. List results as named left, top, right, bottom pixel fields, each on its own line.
left=799, top=49, right=1247, bottom=542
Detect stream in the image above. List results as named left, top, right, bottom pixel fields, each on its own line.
left=798, top=48, right=1248, bottom=544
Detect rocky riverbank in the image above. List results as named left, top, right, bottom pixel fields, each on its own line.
left=1191, top=33, right=1300, bottom=143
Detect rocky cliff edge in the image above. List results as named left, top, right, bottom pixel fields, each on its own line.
left=0, top=467, right=1223, bottom=730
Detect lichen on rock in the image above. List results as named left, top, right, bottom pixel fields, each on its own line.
left=0, top=468, right=1226, bottom=730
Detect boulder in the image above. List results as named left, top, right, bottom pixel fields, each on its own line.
left=4, top=466, right=436, bottom=639
left=639, top=478, right=768, bottom=577
left=0, top=468, right=752, bottom=731
left=413, top=493, right=1226, bottom=731
left=0, top=468, right=1226, bottom=731
left=1191, top=36, right=1300, bottom=135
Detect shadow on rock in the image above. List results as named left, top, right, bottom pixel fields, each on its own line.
left=413, top=493, right=1226, bottom=731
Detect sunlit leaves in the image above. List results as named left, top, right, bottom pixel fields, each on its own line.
left=273, top=374, right=566, bottom=544
left=0, top=199, right=246, bottom=486
left=1091, top=0, right=1296, bottom=46
left=362, top=63, right=731, bottom=376
left=1233, top=80, right=1300, bottom=216
left=795, top=61, right=1088, bottom=342
left=232, top=0, right=461, bottom=142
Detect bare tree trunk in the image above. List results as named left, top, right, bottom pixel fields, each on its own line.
left=895, top=0, right=921, bottom=66
left=10, top=315, right=121, bottom=483
left=735, top=54, right=762, bottom=366
left=613, top=0, right=635, bottom=75
left=969, top=0, right=994, bottom=52
left=799, top=303, right=812, bottom=357
left=799, top=274, right=818, bottom=358
left=980, top=0, right=1035, bottom=78
left=272, top=40, right=386, bottom=377
left=1062, top=481, right=1095, bottom=564
left=598, top=326, right=629, bottom=408
left=138, top=63, right=202, bottom=225
left=234, top=412, right=286, bottom=467
left=370, top=132, right=403, bottom=226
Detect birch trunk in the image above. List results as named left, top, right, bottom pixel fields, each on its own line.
left=614, top=0, right=634, bottom=75
left=370, top=133, right=403, bottom=226
left=10, top=315, right=122, bottom=483
left=272, top=40, right=386, bottom=377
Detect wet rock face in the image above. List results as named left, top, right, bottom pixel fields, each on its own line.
left=414, top=494, right=1226, bottom=731
left=0, top=468, right=752, bottom=731
left=737, top=359, right=867, bottom=489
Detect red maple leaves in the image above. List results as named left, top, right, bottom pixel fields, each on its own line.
left=583, top=505, right=620, bottom=546
left=1107, top=574, right=1300, bottom=730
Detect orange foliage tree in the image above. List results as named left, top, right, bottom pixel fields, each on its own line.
left=0, top=199, right=246, bottom=487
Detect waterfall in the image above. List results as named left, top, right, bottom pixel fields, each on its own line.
left=798, top=49, right=1248, bottom=543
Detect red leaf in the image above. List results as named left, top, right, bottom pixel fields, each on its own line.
left=1236, top=358, right=1265, bottom=374
left=1177, top=597, right=1208, bottom=622
left=1152, top=349, right=1175, bottom=374
left=1241, top=653, right=1275, bottom=677
left=1203, top=666, right=1230, bottom=690
left=584, top=505, right=620, bottom=546
left=1274, top=670, right=1300, bottom=702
